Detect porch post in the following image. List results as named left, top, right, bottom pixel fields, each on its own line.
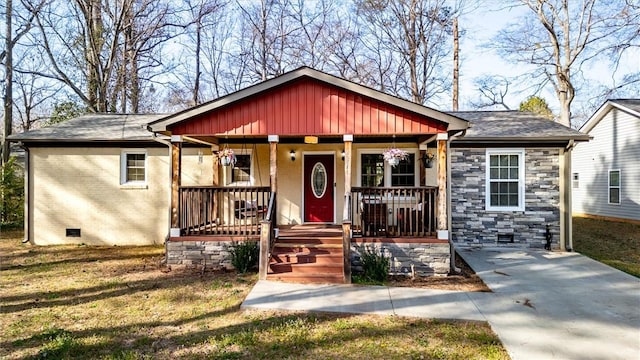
left=268, top=135, right=279, bottom=192
left=170, top=135, right=183, bottom=237
left=436, top=133, right=448, bottom=240
left=342, top=134, right=353, bottom=284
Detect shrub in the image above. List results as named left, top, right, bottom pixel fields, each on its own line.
left=359, top=245, right=390, bottom=282
left=228, top=241, right=259, bottom=274
left=1, top=157, right=24, bottom=228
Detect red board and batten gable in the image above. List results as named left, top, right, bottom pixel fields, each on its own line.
left=168, top=77, right=448, bottom=137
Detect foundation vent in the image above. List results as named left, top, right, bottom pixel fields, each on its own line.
left=497, top=233, right=514, bottom=243
left=66, top=228, right=81, bottom=237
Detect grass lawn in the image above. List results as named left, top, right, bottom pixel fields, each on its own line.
left=573, top=217, right=640, bottom=277
left=1, top=230, right=508, bottom=360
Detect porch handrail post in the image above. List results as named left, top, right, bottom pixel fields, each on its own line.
left=258, top=220, right=271, bottom=280
left=170, top=135, right=183, bottom=237
left=342, top=135, right=353, bottom=283
left=436, top=133, right=448, bottom=240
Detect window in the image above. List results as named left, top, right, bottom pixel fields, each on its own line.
left=572, top=173, right=579, bottom=189
left=361, top=154, right=384, bottom=187
left=232, top=154, right=251, bottom=183
left=121, top=150, right=146, bottom=185
left=486, top=149, right=524, bottom=211
left=391, top=154, right=415, bottom=186
left=358, top=150, right=417, bottom=187
left=609, top=170, right=620, bottom=204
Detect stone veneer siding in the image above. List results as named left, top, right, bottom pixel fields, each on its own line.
left=351, top=242, right=450, bottom=276
left=451, top=148, right=560, bottom=248
left=166, top=240, right=256, bottom=269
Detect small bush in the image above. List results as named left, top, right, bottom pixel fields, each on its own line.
left=228, top=241, right=259, bottom=274
left=359, top=245, right=390, bottom=282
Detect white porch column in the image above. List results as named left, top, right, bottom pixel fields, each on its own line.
left=436, top=133, right=449, bottom=240
left=343, top=134, right=353, bottom=221
left=170, top=135, right=183, bottom=237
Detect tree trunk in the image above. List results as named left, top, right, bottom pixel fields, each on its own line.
left=452, top=17, right=459, bottom=112
left=3, top=0, right=13, bottom=165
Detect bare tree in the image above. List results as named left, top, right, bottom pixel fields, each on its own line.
left=25, top=0, right=176, bottom=113
left=494, top=0, right=638, bottom=127
left=470, top=75, right=512, bottom=110
left=355, top=0, right=461, bottom=105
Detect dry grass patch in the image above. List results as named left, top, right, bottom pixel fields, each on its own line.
left=1, top=231, right=508, bottom=359
left=573, top=217, right=640, bottom=277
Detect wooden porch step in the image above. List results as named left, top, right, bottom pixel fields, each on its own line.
left=271, top=253, right=343, bottom=264
left=269, top=262, right=343, bottom=274
left=266, top=272, right=345, bottom=284
left=273, top=242, right=342, bottom=249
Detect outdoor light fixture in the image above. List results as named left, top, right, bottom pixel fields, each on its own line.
left=290, top=150, right=296, bottom=161
left=341, top=150, right=345, bottom=160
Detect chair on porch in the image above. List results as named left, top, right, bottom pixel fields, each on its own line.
left=234, top=200, right=267, bottom=219
left=361, top=201, right=387, bottom=237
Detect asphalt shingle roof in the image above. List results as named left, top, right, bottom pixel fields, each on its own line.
left=9, top=114, right=164, bottom=142
left=449, top=111, right=590, bottom=142
left=610, top=99, right=640, bottom=114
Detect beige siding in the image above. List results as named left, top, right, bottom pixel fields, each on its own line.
left=29, top=146, right=211, bottom=245
left=572, top=108, right=640, bottom=220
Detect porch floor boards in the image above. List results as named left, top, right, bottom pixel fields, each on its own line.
left=267, top=225, right=345, bottom=284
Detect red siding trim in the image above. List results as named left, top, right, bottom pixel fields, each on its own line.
left=169, top=79, right=448, bottom=136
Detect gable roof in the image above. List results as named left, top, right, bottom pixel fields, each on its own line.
left=9, top=114, right=164, bottom=143
left=450, top=111, right=590, bottom=143
left=580, top=99, right=640, bottom=134
left=148, top=66, right=469, bottom=134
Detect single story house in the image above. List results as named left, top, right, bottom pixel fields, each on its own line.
left=10, top=67, right=589, bottom=283
left=572, top=99, right=640, bottom=223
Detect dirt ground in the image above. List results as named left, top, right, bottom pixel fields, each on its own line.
left=385, top=253, right=491, bottom=292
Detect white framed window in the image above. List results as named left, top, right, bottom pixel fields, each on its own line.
left=572, top=173, right=579, bottom=189
left=357, top=148, right=418, bottom=187
left=608, top=170, right=620, bottom=204
left=224, top=149, right=253, bottom=186
left=485, top=149, right=525, bottom=211
left=120, top=150, right=147, bottom=186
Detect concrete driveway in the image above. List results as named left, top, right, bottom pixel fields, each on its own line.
left=457, top=247, right=640, bottom=360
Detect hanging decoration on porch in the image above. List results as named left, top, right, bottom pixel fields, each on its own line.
left=218, top=145, right=237, bottom=167
left=382, top=147, right=408, bottom=167
left=421, top=151, right=435, bottom=168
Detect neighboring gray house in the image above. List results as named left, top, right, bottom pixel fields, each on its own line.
left=572, top=99, right=640, bottom=222
left=449, top=111, right=590, bottom=250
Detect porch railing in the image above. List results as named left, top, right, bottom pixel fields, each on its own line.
left=351, top=187, right=437, bottom=237
left=179, top=186, right=271, bottom=236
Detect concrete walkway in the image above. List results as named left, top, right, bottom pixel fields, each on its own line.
left=458, top=247, right=640, bottom=360
left=241, top=248, right=640, bottom=360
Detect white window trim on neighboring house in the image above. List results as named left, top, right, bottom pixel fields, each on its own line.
left=120, top=149, right=147, bottom=188
left=485, top=148, right=525, bottom=212
left=223, top=149, right=254, bottom=186
left=356, top=148, right=419, bottom=187
left=608, top=169, right=621, bottom=205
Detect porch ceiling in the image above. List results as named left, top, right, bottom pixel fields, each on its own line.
left=149, top=67, right=467, bottom=137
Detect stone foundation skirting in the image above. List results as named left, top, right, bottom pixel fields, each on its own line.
left=350, top=241, right=450, bottom=276
left=166, top=239, right=257, bottom=269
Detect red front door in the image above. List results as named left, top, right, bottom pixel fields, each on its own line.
left=303, top=154, right=334, bottom=223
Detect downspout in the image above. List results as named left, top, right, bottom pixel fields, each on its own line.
left=151, top=133, right=173, bottom=263
left=20, top=143, right=31, bottom=244
left=447, top=129, right=466, bottom=273
left=561, top=139, right=576, bottom=251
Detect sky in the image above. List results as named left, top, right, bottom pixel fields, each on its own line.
left=455, top=2, right=639, bottom=121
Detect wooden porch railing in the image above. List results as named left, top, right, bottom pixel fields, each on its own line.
left=351, top=187, right=437, bottom=237
left=179, top=186, right=271, bottom=236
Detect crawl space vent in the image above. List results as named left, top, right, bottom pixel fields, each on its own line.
left=497, top=233, right=514, bottom=243
left=66, top=228, right=81, bottom=237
